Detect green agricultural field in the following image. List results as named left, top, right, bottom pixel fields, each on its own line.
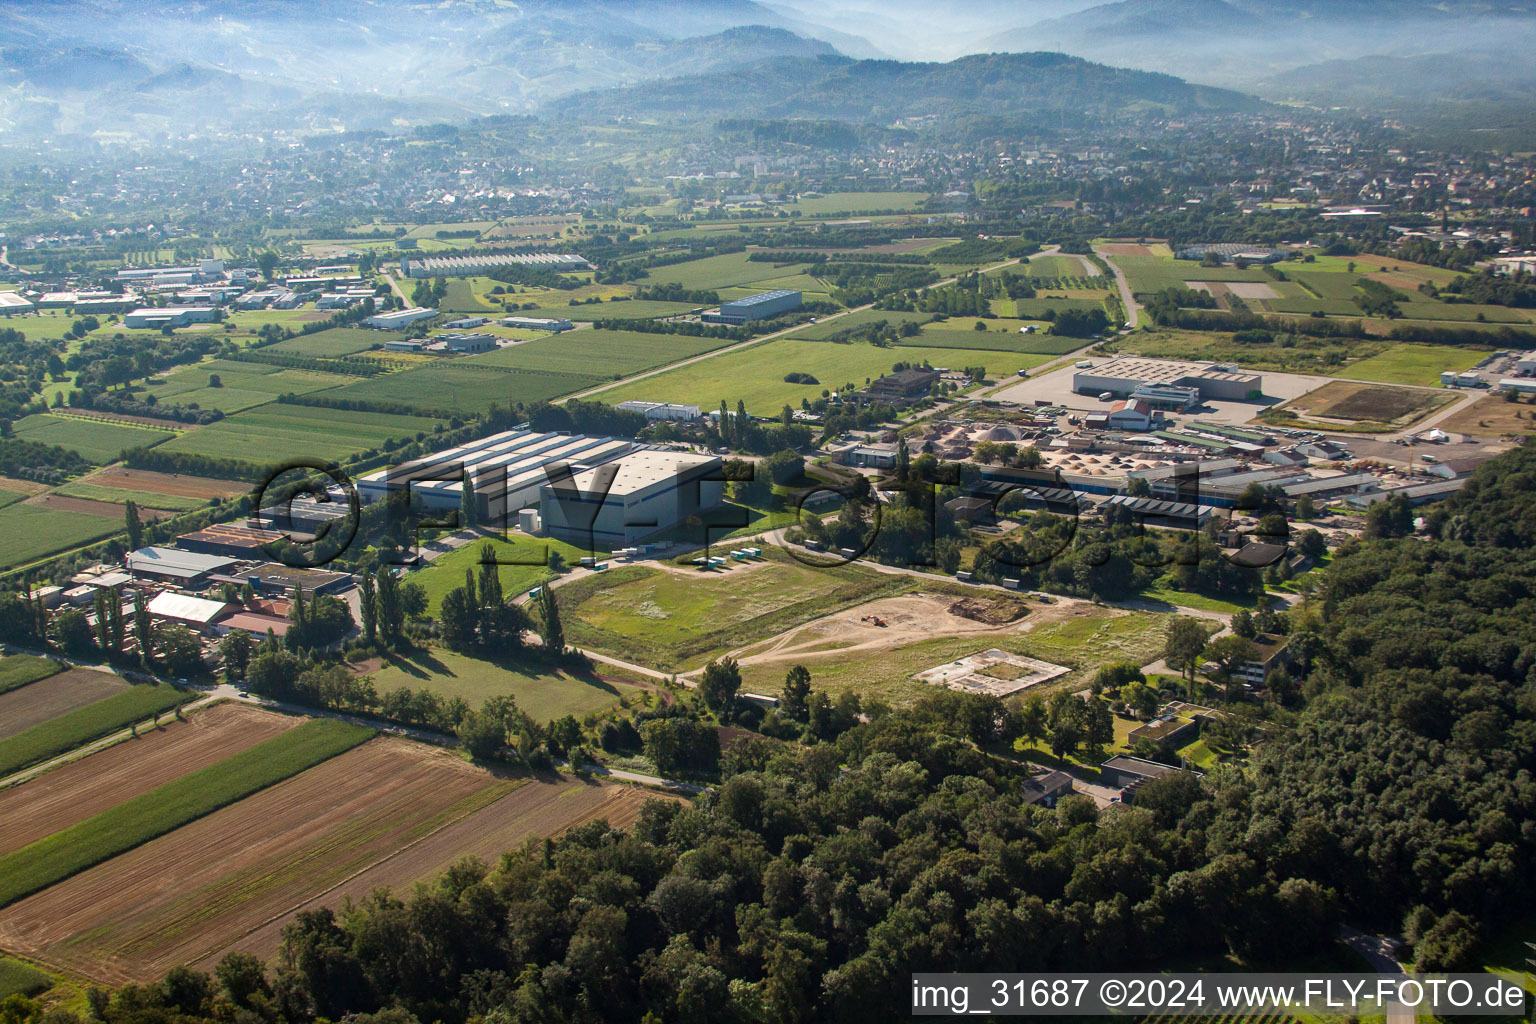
left=599, top=338, right=1052, bottom=414
left=466, top=329, right=731, bottom=377
left=902, top=326, right=1085, bottom=355
left=0, top=655, right=63, bottom=696
left=9, top=413, right=176, bottom=463
left=0, top=684, right=193, bottom=778
left=267, top=327, right=381, bottom=357
left=558, top=553, right=912, bottom=671
left=1331, top=343, right=1491, bottom=387
left=328, top=363, right=601, bottom=415
left=1114, top=254, right=1275, bottom=294
left=0, top=718, right=373, bottom=908
left=0, top=503, right=124, bottom=569
left=0, top=958, right=52, bottom=999
left=53, top=482, right=205, bottom=512
left=411, top=534, right=599, bottom=614
left=364, top=647, right=637, bottom=721
left=0, top=488, right=27, bottom=509
left=787, top=191, right=929, bottom=215
left=572, top=299, right=704, bottom=320
left=1005, top=297, right=1108, bottom=319
left=159, top=404, right=441, bottom=464
left=641, top=252, right=813, bottom=292
left=143, top=359, right=354, bottom=413
left=786, top=309, right=933, bottom=340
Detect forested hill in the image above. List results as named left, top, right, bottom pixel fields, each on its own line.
left=78, top=446, right=1536, bottom=1022
left=544, top=51, right=1265, bottom=122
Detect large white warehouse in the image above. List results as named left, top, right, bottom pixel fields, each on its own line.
left=356, top=428, right=723, bottom=544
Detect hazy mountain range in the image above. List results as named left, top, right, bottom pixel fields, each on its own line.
left=3, top=0, right=1536, bottom=142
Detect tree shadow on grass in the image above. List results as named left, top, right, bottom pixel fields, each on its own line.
left=382, top=646, right=455, bottom=680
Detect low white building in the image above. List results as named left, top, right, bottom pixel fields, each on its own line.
left=364, top=306, right=437, bottom=329
left=501, top=316, right=574, bottom=332
left=124, top=306, right=218, bottom=329
left=616, top=400, right=702, bottom=422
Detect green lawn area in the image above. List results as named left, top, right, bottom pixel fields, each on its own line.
left=0, top=655, right=63, bottom=696
left=735, top=607, right=1171, bottom=705
left=1141, top=578, right=1260, bottom=614
left=785, top=309, right=934, bottom=341
left=159, top=404, right=442, bottom=464
left=599, top=337, right=1053, bottom=415
left=786, top=191, right=929, bottom=215
left=559, top=552, right=912, bottom=672
left=326, top=363, right=601, bottom=415
left=576, top=299, right=705, bottom=319
left=364, top=647, right=637, bottom=721
left=465, top=328, right=732, bottom=377
left=0, top=503, right=124, bottom=569
left=54, top=481, right=205, bottom=512
left=0, top=683, right=193, bottom=778
left=0, top=488, right=30, bottom=509
left=640, top=252, right=814, bottom=292
left=1114, top=253, right=1275, bottom=294
left=410, top=534, right=598, bottom=614
left=0, top=718, right=373, bottom=908
left=9, top=413, right=177, bottom=463
left=907, top=320, right=1088, bottom=355
left=267, top=327, right=382, bottom=357
left=1331, top=343, right=1491, bottom=387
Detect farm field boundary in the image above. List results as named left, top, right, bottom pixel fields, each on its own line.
left=0, top=718, right=373, bottom=908
left=0, top=683, right=193, bottom=778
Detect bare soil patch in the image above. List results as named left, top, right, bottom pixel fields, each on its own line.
left=0, top=704, right=299, bottom=854
left=200, top=777, right=672, bottom=967
left=82, top=467, right=249, bottom=500
left=0, top=669, right=129, bottom=741
left=20, top=494, right=174, bottom=519
left=1097, top=243, right=1154, bottom=257
left=0, top=738, right=658, bottom=984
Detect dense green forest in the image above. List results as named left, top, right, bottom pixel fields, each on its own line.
left=15, top=447, right=1536, bottom=1024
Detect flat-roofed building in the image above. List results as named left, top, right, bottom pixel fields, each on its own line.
left=616, top=400, right=701, bottom=421
left=0, top=292, right=34, bottom=314
left=539, top=449, right=725, bottom=546
left=125, top=546, right=238, bottom=584
left=175, top=524, right=287, bottom=559
left=148, top=591, right=232, bottom=632
left=501, top=316, right=573, bottom=332
left=123, top=306, right=218, bottom=329
left=1075, top=356, right=1262, bottom=403
left=701, top=289, right=802, bottom=325
left=364, top=306, right=437, bottom=329
left=438, top=332, right=496, bottom=353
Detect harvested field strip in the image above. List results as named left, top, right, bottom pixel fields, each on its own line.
left=0, top=683, right=189, bottom=777
left=0, top=718, right=373, bottom=908
left=0, top=738, right=508, bottom=983
left=207, top=778, right=671, bottom=965
left=54, top=483, right=204, bottom=512
left=0, top=656, right=62, bottom=696
left=78, top=468, right=248, bottom=500
left=0, top=703, right=300, bottom=855
left=0, top=669, right=133, bottom=744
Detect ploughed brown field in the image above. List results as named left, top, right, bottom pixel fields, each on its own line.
left=0, top=703, right=299, bottom=855
left=0, top=736, right=673, bottom=983
left=81, top=467, right=251, bottom=500
left=19, top=494, right=175, bottom=520
left=0, top=669, right=129, bottom=741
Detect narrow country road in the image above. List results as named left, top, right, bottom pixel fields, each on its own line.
left=1093, top=245, right=1141, bottom=329
left=1340, top=926, right=1417, bottom=1024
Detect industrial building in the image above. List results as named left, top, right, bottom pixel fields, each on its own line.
left=125, top=546, right=239, bottom=585
left=701, top=289, right=802, bottom=325
left=539, top=449, right=725, bottom=546
left=1073, top=356, right=1263, bottom=405
left=364, top=306, right=438, bottom=329
left=400, top=253, right=590, bottom=278
left=356, top=428, right=725, bottom=545
left=175, top=523, right=287, bottom=559
left=615, top=400, right=702, bottom=422
left=0, top=292, right=34, bottom=314
left=1175, top=243, right=1287, bottom=264
left=123, top=306, right=219, bottom=329
left=501, top=316, right=573, bottom=332
left=437, top=332, right=496, bottom=353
